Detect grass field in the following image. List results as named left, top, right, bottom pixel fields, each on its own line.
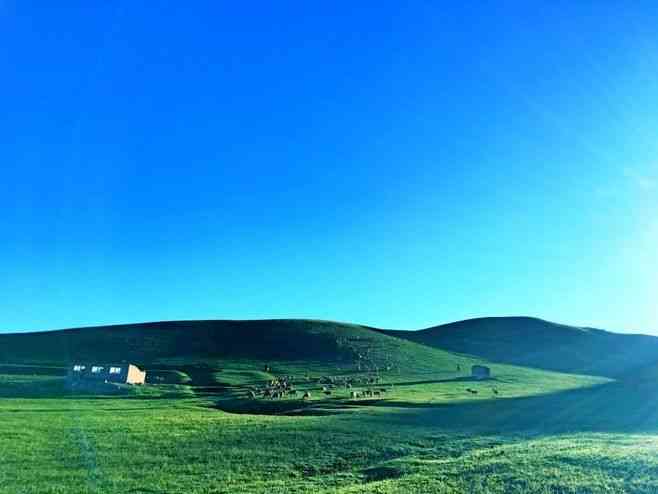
left=1, top=319, right=657, bottom=493
left=1, top=377, right=657, bottom=493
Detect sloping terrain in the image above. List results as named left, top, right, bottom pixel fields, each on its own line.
left=0, top=319, right=375, bottom=364
left=0, top=318, right=607, bottom=414
left=0, top=319, right=473, bottom=377
left=383, top=316, right=658, bottom=377
left=5, top=316, right=658, bottom=378
left=0, top=318, right=638, bottom=493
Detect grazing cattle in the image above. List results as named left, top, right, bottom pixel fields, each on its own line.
left=350, top=391, right=359, bottom=399
left=303, top=391, right=311, bottom=400
left=379, top=388, right=387, bottom=393
left=323, top=390, right=332, bottom=396
left=373, top=391, right=381, bottom=397
left=492, top=388, right=499, bottom=395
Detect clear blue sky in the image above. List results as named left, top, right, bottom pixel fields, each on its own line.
left=2, top=2, right=657, bottom=333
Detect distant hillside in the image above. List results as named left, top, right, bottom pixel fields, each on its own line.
left=3, top=316, right=657, bottom=379
left=0, top=319, right=473, bottom=376
left=382, top=317, right=658, bottom=377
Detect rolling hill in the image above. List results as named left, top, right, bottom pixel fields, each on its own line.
left=0, top=319, right=473, bottom=376
left=383, top=316, right=658, bottom=377
left=0, top=317, right=651, bottom=494
left=0, top=318, right=609, bottom=415
left=3, top=316, right=658, bottom=380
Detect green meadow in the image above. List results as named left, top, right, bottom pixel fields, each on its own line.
left=1, top=318, right=658, bottom=493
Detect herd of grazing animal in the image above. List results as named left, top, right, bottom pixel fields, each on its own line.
left=247, top=366, right=391, bottom=402
left=250, top=375, right=297, bottom=400
left=465, top=387, right=500, bottom=396
left=349, top=388, right=386, bottom=399
left=247, top=362, right=501, bottom=403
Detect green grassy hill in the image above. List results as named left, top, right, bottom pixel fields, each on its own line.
left=383, top=316, right=658, bottom=377
left=0, top=318, right=648, bottom=493
left=0, top=318, right=608, bottom=413
left=0, top=319, right=484, bottom=395
left=0, top=319, right=465, bottom=372
left=5, top=316, right=658, bottom=379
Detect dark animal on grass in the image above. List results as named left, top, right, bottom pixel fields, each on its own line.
left=492, top=388, right=499, bottom=395
left=373, top=391, right=381, bottom=397
left=303, top=391, right=311, bottom=400
left=323, top=390, right=332, bottom=396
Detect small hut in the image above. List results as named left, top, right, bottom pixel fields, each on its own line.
left=471, top=365, right=491, bottom=380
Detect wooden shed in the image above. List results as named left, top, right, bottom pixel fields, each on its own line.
left=471, top=365, right=491, bottom=380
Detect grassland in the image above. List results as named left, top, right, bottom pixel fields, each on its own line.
left=1, top=376, right=657, bottom=493
left=0, top=318, right=657, bottom=493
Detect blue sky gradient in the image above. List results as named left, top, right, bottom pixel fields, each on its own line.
left=2, top=2, right=658, bottom=333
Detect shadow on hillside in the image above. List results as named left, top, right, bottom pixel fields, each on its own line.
left=0, top=405, right=179, bottom=413
left=375, top=379, right=658, bottom=434
left=0, top=380, right=192, bottom=401
left=211, top=378, right=658, bottom=433
left=210, top=396, right=360, bottom=416
left=385, top=376, right=489, bottom=387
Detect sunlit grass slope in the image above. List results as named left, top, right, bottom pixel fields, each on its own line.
left=1, top=378, right=658, bottom=493
left=0, top=318, right=644, bottom=493
left=0, top=319, right=606, bottom=412
left=384, top=316, right=658, bottom=377
left=0, top=319, right=492, bottom=389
